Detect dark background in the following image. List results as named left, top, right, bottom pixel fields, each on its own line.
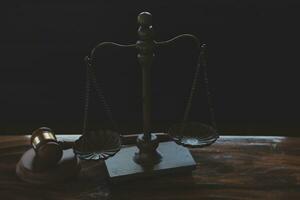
left=1, top=0, right=300, bottom=135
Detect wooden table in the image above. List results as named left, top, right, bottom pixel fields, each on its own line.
left=0, top=135, right=300, bottom=200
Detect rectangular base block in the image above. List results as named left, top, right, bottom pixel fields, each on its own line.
left=105, top=141, right=196, bottom=182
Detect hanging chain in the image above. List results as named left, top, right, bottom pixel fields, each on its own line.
left=82, top=56, right=118, bottom=134
left=200, top=44, right=217, bottom=129
left=182, top=46, right=202, bottom=124
left=82, top=57, right=91, bottom=134
left=182, top=43, right=217, bottom=131
left=155, top=34, right=217, bottom=131
left=89, top=59, right=118, bottom=130
left=81, top=42, right=136, bottom=135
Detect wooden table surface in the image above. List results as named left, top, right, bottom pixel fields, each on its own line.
left=0, top=135, right=300, bottom=200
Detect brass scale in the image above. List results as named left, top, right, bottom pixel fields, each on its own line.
left=16, top=12, right=219, bottom=183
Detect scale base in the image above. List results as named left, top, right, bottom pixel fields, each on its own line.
left=105, top=141, right=196, bottom=182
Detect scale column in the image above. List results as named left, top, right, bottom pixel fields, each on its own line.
left=134, top=12, right=161, bottom=165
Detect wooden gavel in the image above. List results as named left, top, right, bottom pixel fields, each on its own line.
left=17, top=127, right=81, bottom=184
left=31, top=127, right=63, bottom=168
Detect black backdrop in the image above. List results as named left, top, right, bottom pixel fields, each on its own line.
left=1, top=0, right=300, bottom=135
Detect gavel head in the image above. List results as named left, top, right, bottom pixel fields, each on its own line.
left=31, top=127, right=62, bottom=167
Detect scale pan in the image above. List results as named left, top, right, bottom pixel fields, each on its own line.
left=73, top=129, right=121, bottom=160
left=168, top=122, right=218, bottom=148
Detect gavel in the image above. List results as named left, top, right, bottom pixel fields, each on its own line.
left=31, top=127, right=64, bottom=169
left=16, top=127, right=81, bottom=183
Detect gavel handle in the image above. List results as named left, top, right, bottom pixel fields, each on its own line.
left=58, top=133, right=172, bottom=150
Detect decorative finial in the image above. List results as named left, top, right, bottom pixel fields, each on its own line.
left=137, top=12, right=152, bottom=26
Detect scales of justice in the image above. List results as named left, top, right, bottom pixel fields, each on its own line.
left=16, top=12, right=219, bottom=183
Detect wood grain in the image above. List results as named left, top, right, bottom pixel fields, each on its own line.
left=0, top=135, right=299, bottom=200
